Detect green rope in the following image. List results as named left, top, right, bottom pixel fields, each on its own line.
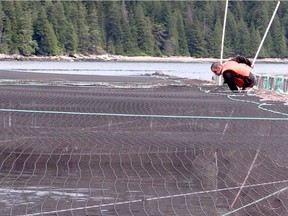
left=1, top=108, right=288, bottom=121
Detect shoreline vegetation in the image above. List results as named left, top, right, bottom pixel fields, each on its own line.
left=1, top=54, right=288, bottom=63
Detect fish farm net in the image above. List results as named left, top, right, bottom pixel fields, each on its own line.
left=0, top=72, right=288, bottom=216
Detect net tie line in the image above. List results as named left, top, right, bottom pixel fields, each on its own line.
left=223, top=184, right=288, bottom=216
left=0, top=108, right=288, bottom=120
left=20, top=178, right=288, bottom=216
left=231, top=147, right=260, bottom=208
left=199, top=87, right=288, bottom=117
left=226, top=94, right=288, bottom=116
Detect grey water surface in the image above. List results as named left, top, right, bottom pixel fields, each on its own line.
left=0, top=61, right=287, bottom=81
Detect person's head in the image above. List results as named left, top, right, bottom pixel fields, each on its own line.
left=210, top=62, right=222, bottom=76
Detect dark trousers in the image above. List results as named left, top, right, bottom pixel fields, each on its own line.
left=223, top=71, right=256, bottom=91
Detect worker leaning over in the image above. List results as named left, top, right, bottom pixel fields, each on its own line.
left=210, top=55, right=256, bottom=92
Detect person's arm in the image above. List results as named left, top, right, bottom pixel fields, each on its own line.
left=232, top=55, right=252, bottom=67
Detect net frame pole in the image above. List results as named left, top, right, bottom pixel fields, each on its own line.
left=252, top=1, right=280, bottom=67
left=216, top=0, right=229, bottom=85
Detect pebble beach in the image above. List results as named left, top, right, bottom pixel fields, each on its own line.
left=1, top=53, right=288, bottom=63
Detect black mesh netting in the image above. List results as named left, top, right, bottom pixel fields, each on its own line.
left=0, top=72, right=287, bottom=216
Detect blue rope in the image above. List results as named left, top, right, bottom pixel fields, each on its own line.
left=0, top=108, right=288, bottom=121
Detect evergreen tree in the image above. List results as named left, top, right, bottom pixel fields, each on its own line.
left=1, top=1, right=17, bottom=54
left=0, top=1, right=286, bottom=58
left=175, top=10, right=189, bottom=56
left=46, top=1, right=68, bottom=53
left=225, top=11, right=239, bottom=57
left=201, top=2, right=217, bottom=32
left=253, top=2, right=270, bottom=35
left=86, top=3, right=105, bottom=54
left=125, top=3, right=141, bottom=55
left=206, top=18, right=222, bottom=58
left=164, top=11, right=178, bottom=56
left=153, top=23, right=168, bottom=55
left=14, top=2, right=36, bottom=56
left=270, top=15, right=286, bottom=57
left=93, top=1, right=106, bottom=47
left=63, top=1, right=80, bottom=54
left=186, top=19, right=206, bottom=57
left=104, top=2, right=123, bottom=54
left=142, top=16, right=155, bottom=55
left=64, top=22, right=78, bottom=55
left=262, top=33, right=274, bottom=58
left=157, top=2, right=172, bottom=55
left=33, top=7, right=60, bottom=56
left=134, top=3, right=154, bottom=55
left=120, top=1, right=138, bottom=55
left=249, top=24, right=262, bottom=58
left=236, top=19, right=250, bottom=57
left=78, top=4, right=90, bottom=54
left=147, top=1, right=162, bottom=24
left=0, top=3, right=9, bottom=53
left=279, top=2, right=288, bottom=44
left=229, top=1, right=246, bottom=22
left=278, top=28, right=287, bottom=57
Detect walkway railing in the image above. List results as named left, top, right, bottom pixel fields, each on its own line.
left=256, top=74, right=288, bottom=94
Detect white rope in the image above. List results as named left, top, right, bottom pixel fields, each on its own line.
left=231, top=147, right=260, bottom=208
left=252, top=1, right=281, bottom=67
left=223, top=185, right=288, bottom=216
left=217, top=0, right=229, bottom=86
left=21, top=179, right=288, bottom=216
left=220, top=0, right=229, bottom=65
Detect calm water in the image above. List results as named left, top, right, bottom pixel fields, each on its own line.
left=0, top=61, right=287, bottom=81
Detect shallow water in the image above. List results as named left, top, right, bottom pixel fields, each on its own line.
left=0, top=61, right=287, bottom=81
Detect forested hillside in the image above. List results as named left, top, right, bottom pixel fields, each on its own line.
left=0, top=1, right=287, bottom=58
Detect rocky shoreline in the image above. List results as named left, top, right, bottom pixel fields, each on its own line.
left=1, top=53, right=288, bottom=63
